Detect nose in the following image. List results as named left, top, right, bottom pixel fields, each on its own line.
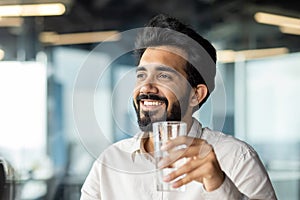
left=139, top=82, right=158, bottom=94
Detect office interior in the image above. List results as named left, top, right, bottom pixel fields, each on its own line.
left=0, top=0, right=299, bottom=199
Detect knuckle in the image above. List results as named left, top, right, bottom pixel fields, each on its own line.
left=186, top=137, right=194, bottom=145
left=184, top=160, right=194, bottom=170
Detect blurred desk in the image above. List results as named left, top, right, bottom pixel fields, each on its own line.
left=53, top=176, right=85, bottom=200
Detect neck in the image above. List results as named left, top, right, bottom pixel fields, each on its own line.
left=183, top=115, right=194, bottom=134
left=143, top=134, right=154, bottom=155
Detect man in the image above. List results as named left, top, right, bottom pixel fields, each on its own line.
left=81, top=14, right=277, bottom=199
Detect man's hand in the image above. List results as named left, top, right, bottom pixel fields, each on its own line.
left=158, top=136, right=225, bottom=191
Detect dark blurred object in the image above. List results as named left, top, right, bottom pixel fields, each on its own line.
left=54, top=176, right=84, bottom=200
left=0, top=158, right=16, bottom=200
left=0, top=162, right=5, bottom=200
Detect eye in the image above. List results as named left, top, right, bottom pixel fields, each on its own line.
left=158, top=73, right=172, bottom=80
left=136, top=72, right=146, bottom=80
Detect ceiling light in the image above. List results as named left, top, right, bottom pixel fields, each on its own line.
left=0, top=49, right=4, bottom=60
left=0, top=17, right=23, bottom=27
left=39, top=31, right=121, bottom=45
left=217, top=47, right=289, bottom=63
left=254, top=12, right=300, bottom=29
left=280, top=26, right=300, bottom=36
left=0, top=3, right=66, bottom=17
left=238, top=47, right=289, bottom=60
left=216, top=50, right=236, bottom=63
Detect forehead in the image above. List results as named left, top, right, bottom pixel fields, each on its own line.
left=138, top=46, right=188, bottom=76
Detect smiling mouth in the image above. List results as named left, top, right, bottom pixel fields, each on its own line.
left=140, top=100, right=166, bottom=112
left=136, top=94, right=168, bottom=111
left=142, top=100, right=164, bottom=106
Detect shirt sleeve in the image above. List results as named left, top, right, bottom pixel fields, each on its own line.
left=80, top=161, right=102, bottom=200
left=202, top=175, right=244, bottom=199
left=203, top=146, right=277, bottom=200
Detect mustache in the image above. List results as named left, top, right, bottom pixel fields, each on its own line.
left=136, top=94, right=168, bottom=104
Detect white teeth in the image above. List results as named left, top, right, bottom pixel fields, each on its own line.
left=143, top=101, right=162, bottom=106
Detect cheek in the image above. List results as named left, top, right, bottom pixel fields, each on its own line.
left=132, top=90, right=139, bottom=106
left=133, top=84, right=140, bottom=94
left=166, top=90, right=190, bottom=110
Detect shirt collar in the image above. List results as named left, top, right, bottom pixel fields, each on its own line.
left=188, top=117, right=203, bottom=138
left=129, top=133, right=144, bottom=154
left=129, top=132, right=151, bottom=162
left=129, top=118, right=203, bottom=161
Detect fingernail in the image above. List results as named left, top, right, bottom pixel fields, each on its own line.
left=163, top=175, right=170, bottom=182
left=172, top=182, right=179, bottom=188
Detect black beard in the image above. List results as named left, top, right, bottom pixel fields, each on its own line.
left=133, top=94, right=189, bottom=132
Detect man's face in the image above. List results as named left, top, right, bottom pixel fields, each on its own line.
left=133, top=46, right=192, bottom=132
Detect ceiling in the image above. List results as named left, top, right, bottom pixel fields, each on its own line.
left=40, top=0, right=300, bottom=32
left=0, top=0, right=300, bottom=60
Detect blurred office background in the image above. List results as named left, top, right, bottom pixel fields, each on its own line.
left=0, top=0, right=299, bottom=199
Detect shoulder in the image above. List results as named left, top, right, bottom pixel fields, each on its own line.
left=99, top=137, right=137, bottom=158
left=201, top=128, right=260, bottom=171
left=202, top=128, right=266, bottom=177
left=92, top=136, right=138, bottom=168
left=202, top=128, right=256, bottom=157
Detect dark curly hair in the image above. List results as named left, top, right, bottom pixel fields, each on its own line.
left=134, top=14, right=216, bottom=111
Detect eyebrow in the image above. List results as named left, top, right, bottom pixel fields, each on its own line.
left=136, top=65, right=181, bottom=76
left=136, top=66, right=147, bottom=73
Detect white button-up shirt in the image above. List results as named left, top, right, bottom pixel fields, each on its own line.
left=81, top=119, right=277, bottom=200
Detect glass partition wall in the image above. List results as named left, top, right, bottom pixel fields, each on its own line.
left=234, top=53, right=300, bottom=200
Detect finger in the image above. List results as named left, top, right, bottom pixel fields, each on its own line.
left=158, top=146, right=200, bottom=168
left=160, top=136, right=191, bottom=151
left=162, top=148, right=215, bottom=182
left=198, top=142, right=213, bottom=159
left=163, top=141, right=213, bottom=165
left=161, top=136, right=204, bottom=151
left=171, top=166, right=205, bottom=188
left=163, top=158, right=203, bottom=182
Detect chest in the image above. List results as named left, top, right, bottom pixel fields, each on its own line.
left=99, top=155, right=205, bottom=200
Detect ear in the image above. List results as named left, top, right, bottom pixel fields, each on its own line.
left=190, top=84, right=208, bottom=107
